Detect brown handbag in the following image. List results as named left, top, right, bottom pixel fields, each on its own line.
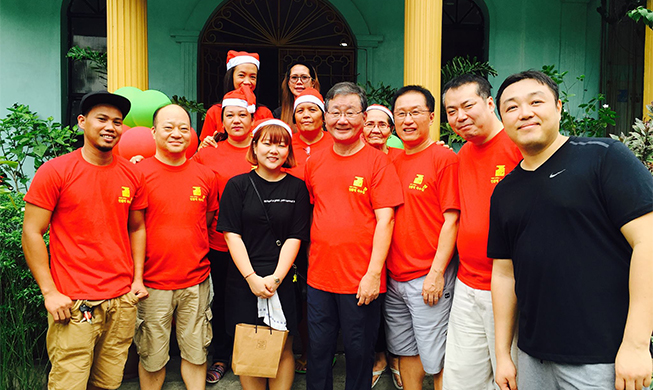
left=231, top=300, right=289, bottom=378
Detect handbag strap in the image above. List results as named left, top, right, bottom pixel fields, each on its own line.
left=254, top=297, right=273, bottom=335
left=248, top=174, right=282, bottom=247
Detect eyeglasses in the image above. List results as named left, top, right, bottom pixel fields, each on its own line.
left=364, top=122, right=390, bottom=130
left=289, top=75, right=312, bottom=84
left=393, top=109, right=430, bottom=121
left=326, top=110, right=363, bottom=120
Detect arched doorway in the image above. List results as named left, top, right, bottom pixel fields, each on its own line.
left=64, top=0, right=107, bottom=127
left=442, top=0, right=488, bottom=66
left=199, top=0, right=357, bottom=111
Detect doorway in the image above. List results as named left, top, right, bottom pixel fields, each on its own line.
left=199, top=0, right=357, bottom=112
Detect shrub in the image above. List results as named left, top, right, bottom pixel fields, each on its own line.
left=0, top=104, right=80, bottom=192
left=541, top=65, right=617, bottom=138
left=0, top=191, right=48, bottom=389
left=610, top=102, right=653, bottom=175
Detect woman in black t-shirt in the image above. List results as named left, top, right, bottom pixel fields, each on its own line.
left=217, top=119, right=311, bottom=390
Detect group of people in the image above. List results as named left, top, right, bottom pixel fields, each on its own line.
left=21, top=48, right=652, bottom=390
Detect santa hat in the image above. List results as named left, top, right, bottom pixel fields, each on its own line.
left=226, top=50, right=260, bottom=71
left=293, top=88, right=325, bottom=113
left=366, top=104, right=394, bottom=125
left=252, top=119, right=293, bottom=138
left=222, top=86, right=257, bottom=114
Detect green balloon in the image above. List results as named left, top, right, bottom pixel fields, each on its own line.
left=387, top=133, right=404, bottom=149
left=114, top=86, right=143, bottom=127
left=131, top=90, right=171, bottom=128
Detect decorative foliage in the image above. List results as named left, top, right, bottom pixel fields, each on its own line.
left=541, top=65, right=617, bottom=138
left=361, top=81, right=397, bottom=109
left=441, top=56, right=498, bottom=86
left=171, top=95, right=208, bottom=120
left=0, top=192, right=48, bottom=389
left=627, top=6, right=653, bottom=29
left=439, top=122, right=465, bottom=149
left=66, top=45, right=108, bottom=85
left=0, top=104, right=80, bottom=192
left=610, top=103, right=653, bottom=175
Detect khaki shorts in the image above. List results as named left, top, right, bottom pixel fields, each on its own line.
left=46, top=291, right=139, bottom=390
left=134, top=278, right=212, bottom=372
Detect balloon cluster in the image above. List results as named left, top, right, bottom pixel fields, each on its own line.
left=113, top=87, right=198, bottom=159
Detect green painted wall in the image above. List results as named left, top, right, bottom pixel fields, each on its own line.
left=0, top=0, right=603, bottom=125
left=147, top=0, right=202, bottom=98
left=147, top=0, right=602, bottom=113
left=486, top=0, right=602, bottom=115
left=0, top=0, right=63, bottom=120
left=146, top=0, right=406, bottom=105
left=351, top=0, right=405, bottom=90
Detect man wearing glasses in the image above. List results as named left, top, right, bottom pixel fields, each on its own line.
left=304, top=82, right=403, bottom=390
left=384, top=86, right=460, bottom=390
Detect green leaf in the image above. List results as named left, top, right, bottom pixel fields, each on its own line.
left=0, top=160, right=18, bottom=168
left=33, top=144, right=47, bottom=158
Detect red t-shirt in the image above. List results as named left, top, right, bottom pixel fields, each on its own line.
left=23, top=149, right=147, bottom=300
left=193, top=141, right=255, bottom=251
left=457, top=130, right=522, bottom=290
left=305, top=144, right=403, bottom=294
left=136, top=157, right=219, bottom=290
left=387, top=143, right=460, bottom=282
left=199, top=104, right=273, bottom=141
left=286, top=132, right=334, bottom=180
left=388, top=146, right=403, bottom=161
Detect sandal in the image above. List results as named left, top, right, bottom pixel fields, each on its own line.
left=206, top=362, right=227, bottom=384
left=372, top=366, right=386, bottom=388
left=390, top=367, right=403, bottom=390
left=295, top=358, right=307, bottom=374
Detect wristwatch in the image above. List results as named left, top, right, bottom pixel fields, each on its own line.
left=273, top=276, right=281, bottom=284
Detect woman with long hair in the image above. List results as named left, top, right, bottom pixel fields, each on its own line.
left=273, top=62, right=321, bottom=128
left=200, top=50, right=273, bottom=144
left=193, top=85, right=258, bottom=385
left=217, top=119, right=311, bottom=390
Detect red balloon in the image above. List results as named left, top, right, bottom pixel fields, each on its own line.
left=186, top=128, right=199, bottom=158
left=113, top=124, right=132, bottom=156
left=117, top=126, right=155, bottom=160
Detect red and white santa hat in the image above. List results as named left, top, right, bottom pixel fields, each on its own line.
left=366, top=104, right=394, bottom=125
left=252, top=119, right=293, bottom=138
left=293, top=88, right=325, bottom=113
left=222, top=85, right=257, bottom=114
left=226, top=50, right=260, bottom=71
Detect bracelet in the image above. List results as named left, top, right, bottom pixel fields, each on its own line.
left=244, top=271, right=256, bottom=280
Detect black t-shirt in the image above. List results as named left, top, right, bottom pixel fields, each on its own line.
left=216, top=170, right=311, bottom=275
left=488, top=136, right=653, bottom=364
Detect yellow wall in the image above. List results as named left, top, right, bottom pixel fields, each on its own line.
left=107, top=0, right=149, bottom=91
left=404, top=0, right=442, bottom=139
left=644, top=0, right=653, bottom=116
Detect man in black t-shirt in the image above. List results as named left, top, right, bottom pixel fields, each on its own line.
left=488, top=70, right=653, bottom=390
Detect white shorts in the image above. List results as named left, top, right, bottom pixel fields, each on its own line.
left=443, top=278, right=499, bottom=389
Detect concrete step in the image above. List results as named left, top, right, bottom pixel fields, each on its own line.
left=118, top=354, right=434, bottom=389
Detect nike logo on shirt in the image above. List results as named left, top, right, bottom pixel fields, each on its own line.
left=549, top=169, right=566, bottom=178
